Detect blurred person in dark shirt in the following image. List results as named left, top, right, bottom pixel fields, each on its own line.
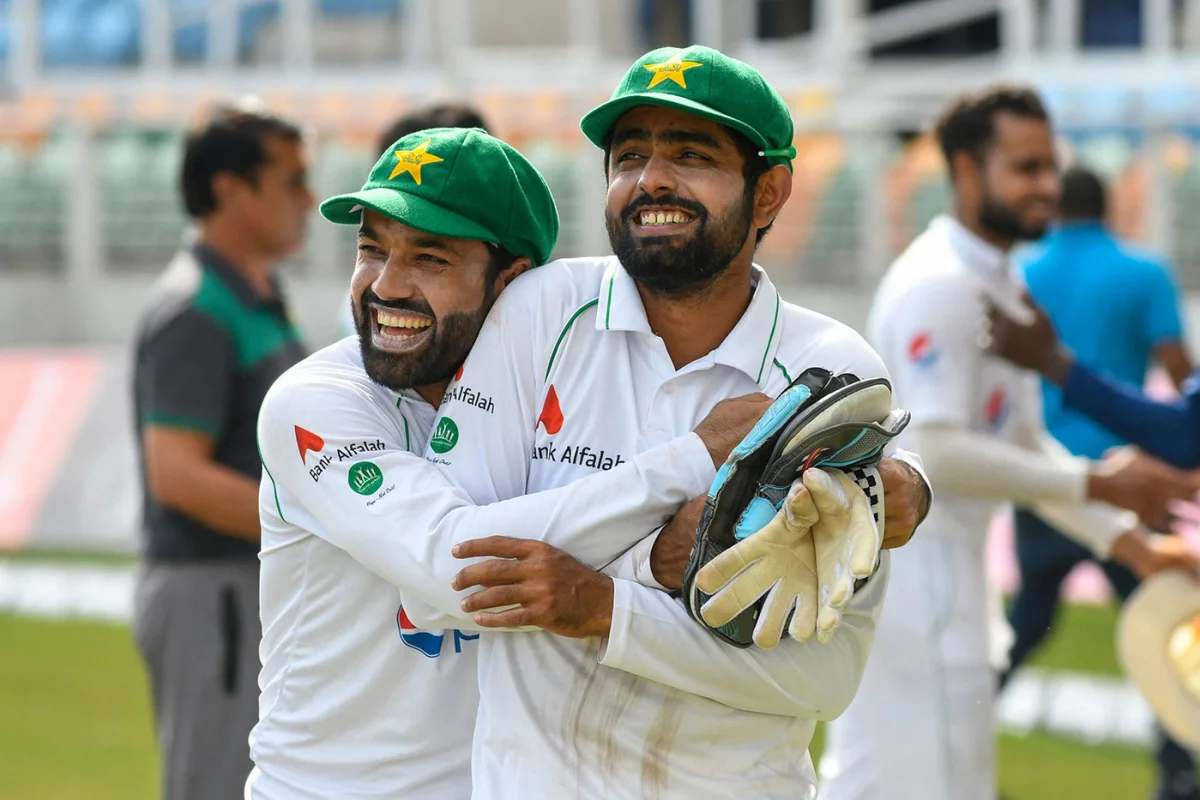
left=131, top=100, right=313, bottom=800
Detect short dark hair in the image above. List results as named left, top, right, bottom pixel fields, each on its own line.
left=602, top=124, right=776, bottom=246
left=378, top=104, right=490, bottom=155
left=935, top=85, right=1049, bottom=170
left=1059, top=166, right=1107, bottom=221
left=486, top=243, right=519, bottom=281
left=181, top=103, right=302, bottom=219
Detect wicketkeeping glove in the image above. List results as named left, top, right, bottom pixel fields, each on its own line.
left=681, top=369, right=909, bottom=649
left=692, top=476, right=820, bottom=649
left=694, top=467, right=882, bottom=648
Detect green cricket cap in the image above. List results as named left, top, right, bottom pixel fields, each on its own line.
left=581, top=45, right=797, bottom=171
left=320, top=127, right=560, bottom=266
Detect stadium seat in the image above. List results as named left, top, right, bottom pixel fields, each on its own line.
left=172, top=0, right=280, bottom=63
left=100, top=130, right=187, bottom=271
left=520, top=142, right=583, bottom=260
left=0, top=137, right=66, bottom=272
left=42, top=0, right=140, bottom=67
left=908, top=176, right=952, bottom=242
left=318, top=0, right=401, bottom=13
left=0, top=1, right=10, bottom=67
left=312, top=139, right=378, bottom=270
left=803, top=164, right=863, bottom=286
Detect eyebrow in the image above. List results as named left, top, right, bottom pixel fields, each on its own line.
left=358, top=223, right=460, bottom=255
left=610, top=126, right=723, bottom=150
left=410, top=235, right=460, bottom=255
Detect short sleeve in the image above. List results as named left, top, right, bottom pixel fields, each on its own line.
left=879, top=275, right=980, bottom=427
left=136, top=309, right=233, bottom=437
left=1142, top=262, right=1185, bottom=347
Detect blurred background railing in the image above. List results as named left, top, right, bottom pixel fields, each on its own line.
left=4, top=0, right=1200, bottom=347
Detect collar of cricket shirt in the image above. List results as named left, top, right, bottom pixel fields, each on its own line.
left=596, top=257, right=784, bottom=385
left=931, top=214, right=1012, bottom=280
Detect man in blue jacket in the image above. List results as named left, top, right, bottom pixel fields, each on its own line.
left=984, top=182, right=1200, bottom=472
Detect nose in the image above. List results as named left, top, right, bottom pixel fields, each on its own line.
left=636, top=152, right=679, bottom=199
left=371, top=256, right=418, bottom=302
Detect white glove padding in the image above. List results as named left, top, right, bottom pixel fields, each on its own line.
left=808, top=468, right=882, bottom=643
left=695, top=467, right=881, bottom=649
left=695, top=478, right=819, bottom=649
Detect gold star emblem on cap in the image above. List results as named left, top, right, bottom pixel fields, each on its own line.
left=643, top=52, right=703, bottom=89
left=388, top=139, right=444, bottom=184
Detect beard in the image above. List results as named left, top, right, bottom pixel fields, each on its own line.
left=978, top=189, right=1049, bottom=242
left=354, top=288, right=494, bottom=393
left=606, top=191, right=753, bottom=298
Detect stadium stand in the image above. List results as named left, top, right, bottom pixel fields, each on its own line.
left=0, top=0, right=1198, bottom=345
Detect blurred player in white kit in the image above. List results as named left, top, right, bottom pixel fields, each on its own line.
left=819, top=85, right=1200, bottom=800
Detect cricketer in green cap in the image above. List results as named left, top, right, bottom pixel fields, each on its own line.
left=579, top=45, right=797, bottom=299
left=320, top=126, right=559, bottom=399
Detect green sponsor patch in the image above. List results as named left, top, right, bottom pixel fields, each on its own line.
left=348, top=461, right=384, bottom=496
left=430, top=418, right=459, bottom=454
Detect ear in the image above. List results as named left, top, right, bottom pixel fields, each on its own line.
left=950, top=151, right=981, bottom=191
left=210, top=171, right=243, bottom=211
left=493, top=256, right=533, bottom=293
left=752, top=165, right=792, bottom=234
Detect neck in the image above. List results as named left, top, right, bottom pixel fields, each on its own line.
left=197, top=219, right=277, bottom=298
left=953, top=202, right=1013, bottom=254
left=415, top=380, right=451, bottom=408
left=639, top=255, right=754, bottom=370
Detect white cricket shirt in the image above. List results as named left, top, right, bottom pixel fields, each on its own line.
left=867, top=214, right=1056, bottom=665
left=249, top=336, right=716, bottom=799
left=427, top=256, right=895, bottom=800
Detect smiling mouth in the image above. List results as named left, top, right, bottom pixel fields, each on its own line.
left=371, top=306, right=433, bottom=353
left=632, top=207, right=697, bottom=233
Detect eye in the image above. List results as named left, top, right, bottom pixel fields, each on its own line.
left=417, top=253, right=450, bottom=266
left=357, top=242, right=384, bottom=256
left=681, top=150, right=710, bottom=162
left=615, top=151, right=644, bottom=164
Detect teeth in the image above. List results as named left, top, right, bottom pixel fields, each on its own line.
left=377, top=311, right=432, bottom=329
left=640, top=210, right=689, bottom=226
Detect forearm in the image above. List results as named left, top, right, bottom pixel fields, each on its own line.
left=1028, top=500, right=1136, bottom=559
left=1062, top=362, right=1200, bottom=469
left=400, top=435, right=712, bottom=627
left=598, top=555, right=890, bottom=719
left=908, top=424, right=1087, bottom=505
left=159, top=462, right=261, bottom=540
left=601, top=526, right=670, bottom=589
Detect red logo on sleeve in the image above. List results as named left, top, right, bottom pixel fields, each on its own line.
left=455, top=364, right=464, bottom=382
left=984, top=388, right=1009, bottom=429
left=907, top=332, right=939, bottom=367
left=295, top=426, right=325, bottom=463
left=537, top=385, right=564, bottom=435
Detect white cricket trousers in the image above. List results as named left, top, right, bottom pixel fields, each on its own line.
left=820, top=514, right=1000, bottom=800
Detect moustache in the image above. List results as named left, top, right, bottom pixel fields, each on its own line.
left=620, top=194, right=708, bottom=225
left=360, top=289, right=436, bottom=321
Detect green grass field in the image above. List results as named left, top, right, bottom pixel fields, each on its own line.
left=0, top=602, right=1160, bottom=799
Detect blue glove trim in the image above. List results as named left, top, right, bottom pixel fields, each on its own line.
left=707, top=384, right=812, bottom=499
left=733, top=495, right=779, bottom=541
